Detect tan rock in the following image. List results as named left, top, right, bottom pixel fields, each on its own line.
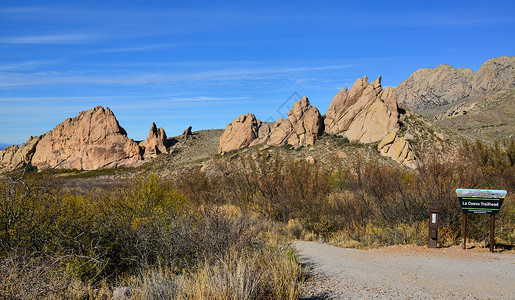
left=377, top=129, right=399, bottom=150
left=218, top=97, right=324, bottom=152
left=140, top=122, right=168, bottom=159
left=472, top=56, right=515, bottom=94
left=395, top=64, right=474, bottom=111
left=218, top=113, right=260, bottom=153
left=336, top=151, right=347, bottom=159
left=325, top=76, right=400, bottom=143
left=267, top=97, right=324, bottom=148
left=182, top=126, right=193, bottom=138
left=395, top=56, right=514, bottom=112
left=0, top=136, right=45, bottom=171
left=30, top=106, right=143, bottom=170
left=305, top=156, right=316, bottom=164
left=434, top=132, right=446, bottom=140
left=378, top=131, right=417, bottom=168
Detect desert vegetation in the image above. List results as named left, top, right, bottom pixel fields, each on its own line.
left=0, top=138, right=513, bottom=298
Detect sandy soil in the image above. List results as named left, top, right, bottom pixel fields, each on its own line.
left=295, top=241, right=515, bottom=299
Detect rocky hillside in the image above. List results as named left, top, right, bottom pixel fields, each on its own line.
left=395, top=65, right=474, bottom=110
left=396, top=56, right=514, bottom=111
left=434, top=89, right=515, bottom=140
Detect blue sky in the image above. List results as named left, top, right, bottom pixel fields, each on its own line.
left=1, top=0, right=514, bottom=144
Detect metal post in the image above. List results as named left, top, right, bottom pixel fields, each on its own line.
left=490, top=214, right=495, bottom=253
left=429, top=206, right=439, bottom=248
left=462, top=213, right=467, bottom=250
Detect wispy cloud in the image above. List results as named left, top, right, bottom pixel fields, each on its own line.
left=91, top=43, right=180, bottom=54
left=0, top=64, right=358, bottom=88
left=0, top=95, right=246, bottom=104
left=0, top=60, right=62, bottom=71
left=0, top=33, right=96, bottom=45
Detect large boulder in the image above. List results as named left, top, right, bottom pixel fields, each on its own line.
left=218, top=113, right=260, bottom=153
left=28, top=106, right=143, bottom=170
left=140, top=122, right=168, bottom=159
left=378, top=129, right=417, bottom=168
left=325, top=76, right=399, bottom=143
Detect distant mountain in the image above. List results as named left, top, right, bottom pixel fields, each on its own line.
left=395, top=56, right=514, bottom=111
left=0, top=143, right=10, bottom=151
left=394, top=56, right=515, bottom=141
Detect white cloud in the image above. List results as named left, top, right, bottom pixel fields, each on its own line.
left=0, top=33, right=96, bottom=44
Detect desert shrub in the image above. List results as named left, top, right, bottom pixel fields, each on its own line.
left=325, top=141, right=514, bottom=248
left=0, top=173, right=302, bottom=298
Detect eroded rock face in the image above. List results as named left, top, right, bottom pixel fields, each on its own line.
left=472, top=56, right=515, bottom=94
left=395, top=65, right=474, bottom=111
left=218, top=97, right=324, bottom=153
left=325, top=76, right=399, bottom=143
left=0, top=136, right=42, bottom=171
left=140, top=122, right=168, bottom=159
left=378, top=129, right=416, bottom=168
left=395, top=56, right=514, bottom=112
left=0, top=106, right=145, bottom=172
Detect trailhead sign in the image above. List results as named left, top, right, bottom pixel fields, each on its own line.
left=456, top=189, right=507, bottom=214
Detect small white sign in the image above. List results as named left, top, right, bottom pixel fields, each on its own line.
left=432, top=213, right=437, bottom=224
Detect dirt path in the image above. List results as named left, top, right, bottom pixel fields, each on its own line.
left=295, top=241, right=515, bottom=299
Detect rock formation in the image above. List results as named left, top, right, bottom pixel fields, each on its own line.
left=182, top=126, right=193, bottom=138
left=0, top=106, right=145, bottom=171
left=140, top=122, right=168, bottom=159
left=325, top=76, right=399, bottom=143
left=0, top=136, right=40, bottom=170
left=266, top=97, right=324, bottom=147
left=218, top=113, right=261, bottom=153
left=395, top=56, right=514, bottom=111
left=377, top=129, right=416, bottom=168
left=218, top=97, right=324, bottom=153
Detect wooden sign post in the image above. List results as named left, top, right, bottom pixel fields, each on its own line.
left=456, top=189, right=507, bottom=252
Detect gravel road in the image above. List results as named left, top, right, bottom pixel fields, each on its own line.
left=295, top=241, right=515, bottom=299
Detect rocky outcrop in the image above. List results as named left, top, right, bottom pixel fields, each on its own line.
left=472, top=56, right=515, bottom=93
left=140, top=122, right=168, bottom=159
left=325, top=76, right=399, bottom=143
left=30, top=106, right=143, bottom=170
left=378, top=129, right=416, bottom=168
left=395, top=56, right=514, bottom=111
left=395, top=64, right=474, bottom=111
left=0, top=136, right=40, bottom=170
left=218, top=97, right=324, bottom=153
left=0, top=106, right=146, bottom=171
left=218, top=113, right=260, bottom=153
left=182, top=126, right=193, bottom=138
left=266, top=97, right=324, bottom=147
